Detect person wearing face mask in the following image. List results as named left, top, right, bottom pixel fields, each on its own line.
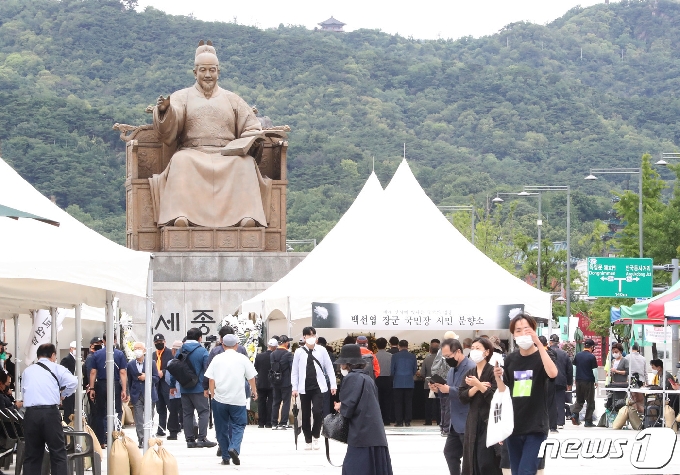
left=570, top=339, right=598, bottom=427
left=291, top=326, right=337, bottom=450
left=60, top=341, right=78, bottom=423
left=609, top=343, right=629, bottom=384
left=430, top=338, right=474, bottom=475
left=152, top=333, right=173, bottom=437
left=459, top=337, right=501, bottom=475
left=494, top=313, right=558, bottom=475
left=127, top=342, right=160, bottom=449
left=333, top=344, right=394, bottom=475
left=420, top=339, right=441, bottom=426
left=430, top=331, right=460, bottom=436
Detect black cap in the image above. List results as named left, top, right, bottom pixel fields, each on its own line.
left=549, top=334, right=560, bottom=343
left=153, top=333, right=165, bottom=343
left=278, top=335, right=292, bottom=344
left=584, top=339, right=596, bottom=348
left=90, top=337, right=103, bottom=345
left=0, top=341, right=7, bottom=346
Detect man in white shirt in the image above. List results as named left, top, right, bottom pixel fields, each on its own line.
left=291, top=326, right=337, bottom=450
left=626, top=343, right=647, bottom=385
left=205, top=334, right=258, bottom=466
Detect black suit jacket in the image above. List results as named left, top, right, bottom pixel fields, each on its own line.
left=550, top=343, right=573, bottom=388
left=60, top=353, right=76, bottom=375
left=254, top=350, right=273, bottom=389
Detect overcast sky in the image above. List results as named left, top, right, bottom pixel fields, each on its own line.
left=137, top=0, right=610, bottom=40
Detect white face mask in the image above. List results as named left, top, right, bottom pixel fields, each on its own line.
left=133, top=349, right=144, bottom=359
left=515, top=335, right=534, bottom=350
left=340, top=368, right=349, bottom=376
left=469, top=349, right=486, bottom=364
left=305, top=337, right=316, bottom=346
left=70, top=350, right=77, bottom=358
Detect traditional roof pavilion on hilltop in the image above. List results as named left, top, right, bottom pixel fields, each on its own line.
left=318, top=16, right=345, bottom=32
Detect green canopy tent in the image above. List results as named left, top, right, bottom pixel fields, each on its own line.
left=0, top=204, right=59, bottom=226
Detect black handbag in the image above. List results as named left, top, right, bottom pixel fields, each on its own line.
left=322, top=412, right=349, bottom=443
left=322, top=377, right=365, bottom=467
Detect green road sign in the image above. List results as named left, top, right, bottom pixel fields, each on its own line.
left=587, top=257, right=653, bottom=298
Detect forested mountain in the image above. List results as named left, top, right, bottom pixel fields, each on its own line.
left=2, top=0, right=680, bottom=253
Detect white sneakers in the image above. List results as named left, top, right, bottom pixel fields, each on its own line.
left=312, top=438, right=320, bottom=450
left=305, top=443, right=313, bottom=450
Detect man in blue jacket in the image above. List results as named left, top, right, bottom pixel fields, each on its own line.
left=169, top=328, right=217, bottom=448
left=431, top=338, right=474, bottom=475
left=127, top=341, right=159, bottom=449
left=390, top=339, right=417, bottom=427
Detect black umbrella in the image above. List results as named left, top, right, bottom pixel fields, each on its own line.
left=292, top=395, right=301, bottom=450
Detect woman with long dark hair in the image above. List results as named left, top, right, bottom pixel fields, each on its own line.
left=459, top=337, right=501, bottom=475
left=334, top=344, right=393, bottom=475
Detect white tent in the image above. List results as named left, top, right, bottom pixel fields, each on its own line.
left=0, top=157, right=150, bottom=311
left=242, top=159, right=552, bottom=340
left=0, top=156, right=152, bottom=455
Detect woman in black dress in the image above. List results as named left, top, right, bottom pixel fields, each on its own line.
left=459, top=337, right=501, bottom=475
left=334, top=344, right=393, bottom=475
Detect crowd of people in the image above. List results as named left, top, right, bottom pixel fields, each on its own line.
left=10, top=313, right=679, bottom=475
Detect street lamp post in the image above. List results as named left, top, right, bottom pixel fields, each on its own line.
left=585, top=168, right=643, bottom=258
left=438, top=205, right=476, bottom=245
left=492, top=192, right=542, bottom=290
left=523, top=186, right=571, bottom=319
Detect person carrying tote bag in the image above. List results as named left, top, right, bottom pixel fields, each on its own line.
left=328, top=344, right=393, bottom=475
left=494, top=313, right=558, bottom=475
left=458, top=337, right=502, bottom=475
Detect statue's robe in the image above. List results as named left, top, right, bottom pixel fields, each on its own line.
left=149, top=84, right=271, bottom=227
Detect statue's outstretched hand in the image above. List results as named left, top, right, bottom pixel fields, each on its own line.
left=156, top=95, right=171, bottom=113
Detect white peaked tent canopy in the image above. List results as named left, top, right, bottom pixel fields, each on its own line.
left=242, top=159, right=552, bottom=336
left=0, top=157, right=151, bottom=311
left=242, top=171, right=386, bottom=323
left=0, top=156, right=153, bottom=456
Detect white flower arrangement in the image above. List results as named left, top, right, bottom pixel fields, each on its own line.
left=219, top=313, right=263, bottom=362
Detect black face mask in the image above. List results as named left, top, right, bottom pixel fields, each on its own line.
left=431, top=347, right=439, bottom=354
left=93, top=345, right=102, bottom=352
left=445, top=356, right=458, bottom=368
left=155, top=343, right=165, bottom=350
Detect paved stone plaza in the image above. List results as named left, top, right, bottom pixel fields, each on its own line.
left=97, top=421, right=680, bottom=474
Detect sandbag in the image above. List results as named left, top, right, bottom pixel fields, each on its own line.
left=157, top=442, right=179, bottom=475
left=664, top=404, right=676, bottom=431
left=120, top=432, right=143, bottom=475
left=110, top=435, right=131, bottom=475
left=68, top=417, right=103, bottom=469
left=141, top=439, right=164, bottom=475
left=122, top=402, right=135, bottom=426
left=612, top=406, right=629, bottom=430
left=628, top=407, right=642, bottom=430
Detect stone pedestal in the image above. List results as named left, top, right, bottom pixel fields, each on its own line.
left=118, top=252, right=307, bottom=344
left=161, top=227, right=266, bottom=251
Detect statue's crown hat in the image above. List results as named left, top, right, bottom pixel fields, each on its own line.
left=195, top=40, right=219, bottom=65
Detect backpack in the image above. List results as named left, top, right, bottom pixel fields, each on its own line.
left=166, top=346, right=200, bottom=388
left=269, top=351, right=287, bottom=386
left=361, top=353, right=376, bottom=380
